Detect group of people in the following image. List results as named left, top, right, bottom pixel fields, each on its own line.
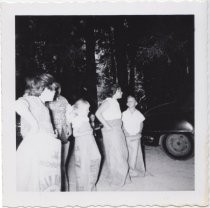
left=15, top=73, right=146, bottom=192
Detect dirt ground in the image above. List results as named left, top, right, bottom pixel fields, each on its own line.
left=96, top=146, right=194, bottom=191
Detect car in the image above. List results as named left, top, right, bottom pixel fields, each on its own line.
left=142, top=101, right=194, bottom=160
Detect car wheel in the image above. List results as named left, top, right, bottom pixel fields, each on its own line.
left=162, top=134, right=194, bottom=160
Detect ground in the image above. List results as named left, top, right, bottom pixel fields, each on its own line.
left=96, top=146, right=194, bottom=191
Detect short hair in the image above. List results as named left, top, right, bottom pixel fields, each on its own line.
left=38, top=73, right=55, bottom=90
left=25, top=73, right=55, bottom=96
left=107, top=83, right=121, bottom=97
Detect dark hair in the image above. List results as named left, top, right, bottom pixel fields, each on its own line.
left=107, top=83, right=121, bottom=97
left=38, top=73, right=55, bottom=90
left=25, top=73, right=55, bottom=96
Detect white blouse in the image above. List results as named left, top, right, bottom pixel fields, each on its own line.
left=122, top=109, right=145, bottom=135
left=101, top=98, right=122, bottom=121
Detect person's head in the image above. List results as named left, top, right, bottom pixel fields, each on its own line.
left=127, top=95, right=138, bottom=109
left=24, top=76, right=36, bottom=95
left=74, top=99, right=90, bottom=116
left=90, top=114, right=95, bottom=122
left=108, top=84, right=123, bottom=99
left=25, top=73, right=56, bottom=102
left=51, top=82, right=61, bottom=100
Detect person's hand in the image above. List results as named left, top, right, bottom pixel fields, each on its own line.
left=61, top=138, right=69, bottom=144
left=66, top=127, right=72, bottom=137
left=66, top=125, right=72, bottom=138
left=124, top=130, right=130, bottom=137
left=54, top=129, right=58, bottom=138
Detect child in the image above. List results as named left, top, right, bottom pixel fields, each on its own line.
left=96, top=84, right=129, bottom=187
left=122, top=95, right=146, bottom=177
left=67, top=99, right=101, bottom=191
left=48, top=82, right=72, bottom=191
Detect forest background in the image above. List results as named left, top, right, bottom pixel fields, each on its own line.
left=16, top=15, right=194, bottom=113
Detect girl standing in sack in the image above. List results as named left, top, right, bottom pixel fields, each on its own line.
left=48, top=82, right=72, bottom=191
left=96, top=84, right=129, bottom=187
left=15, top=73, right=61, bottom=191
left=67, top=99, right=101, bottom=191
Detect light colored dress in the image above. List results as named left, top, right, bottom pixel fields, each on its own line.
left=69, top=114, right=101, bottom=191
left=16, top=96, right=61, bottom=192
left=101, top=98, right=129, bottom=186
left=122, top=109, right=146, bottom=176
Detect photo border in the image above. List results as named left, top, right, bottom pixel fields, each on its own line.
left=1, top=1, right=208, bottom=207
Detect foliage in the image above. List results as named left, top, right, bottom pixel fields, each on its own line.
left=16, top=16, right=194, bottom=111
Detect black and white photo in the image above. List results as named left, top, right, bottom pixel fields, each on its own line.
left=1, top=1, right=208, bottom=207
left=15, top=14, right=195, bottom=192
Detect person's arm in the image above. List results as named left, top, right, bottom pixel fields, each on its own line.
left=65, top=104, right=73, bottom=137
left=138, top=113, right=145, bottom=136
left=95, top=100, right=112, bottom=130
left=122, top=126, right=130, bottom=137
left=122, top=113, right=130, bottom=136
left=66, top=104, right=74, bottom=124
left=137, top=122, right=144, bottom=138
left=15, top=98, right=39, bottom=134
left=139, top=122, right=144, bottom=133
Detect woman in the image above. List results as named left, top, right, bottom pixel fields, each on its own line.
left=15, top=73, right=61, bottom=192
left=95, top=84, right=129, bottom=187
left=48, top=82, right=72, bottom=191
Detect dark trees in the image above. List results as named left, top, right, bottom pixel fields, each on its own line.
left=84, top=17, right=98, bottom=112
left=16, top=16, right=194, bottom=111
left=113, top=18, right=128, bottom=92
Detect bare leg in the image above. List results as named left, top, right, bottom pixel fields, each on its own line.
left=63, top=142, right=70, bottom=191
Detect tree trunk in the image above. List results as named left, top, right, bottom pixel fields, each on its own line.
left=85, top=17, right=98, bottom=112
left=128, top=46, right=136, bottom=94
left=113, top=19, right=128, bottom=92
left=129, top=64, right=135, bottom=93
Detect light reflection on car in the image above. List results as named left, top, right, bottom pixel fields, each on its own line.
left=142, top=101, right=194, bottom=160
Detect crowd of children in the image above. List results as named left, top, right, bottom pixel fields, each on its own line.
left=16, top=73, right=146, bottom=192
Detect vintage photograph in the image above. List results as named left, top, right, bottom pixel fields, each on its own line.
left=1, top=1, right=208, bottom=207
left=15, top=15, right=194, bottom=192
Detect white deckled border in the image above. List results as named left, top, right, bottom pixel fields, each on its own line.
left=1, top=1, right=209, bottom=207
